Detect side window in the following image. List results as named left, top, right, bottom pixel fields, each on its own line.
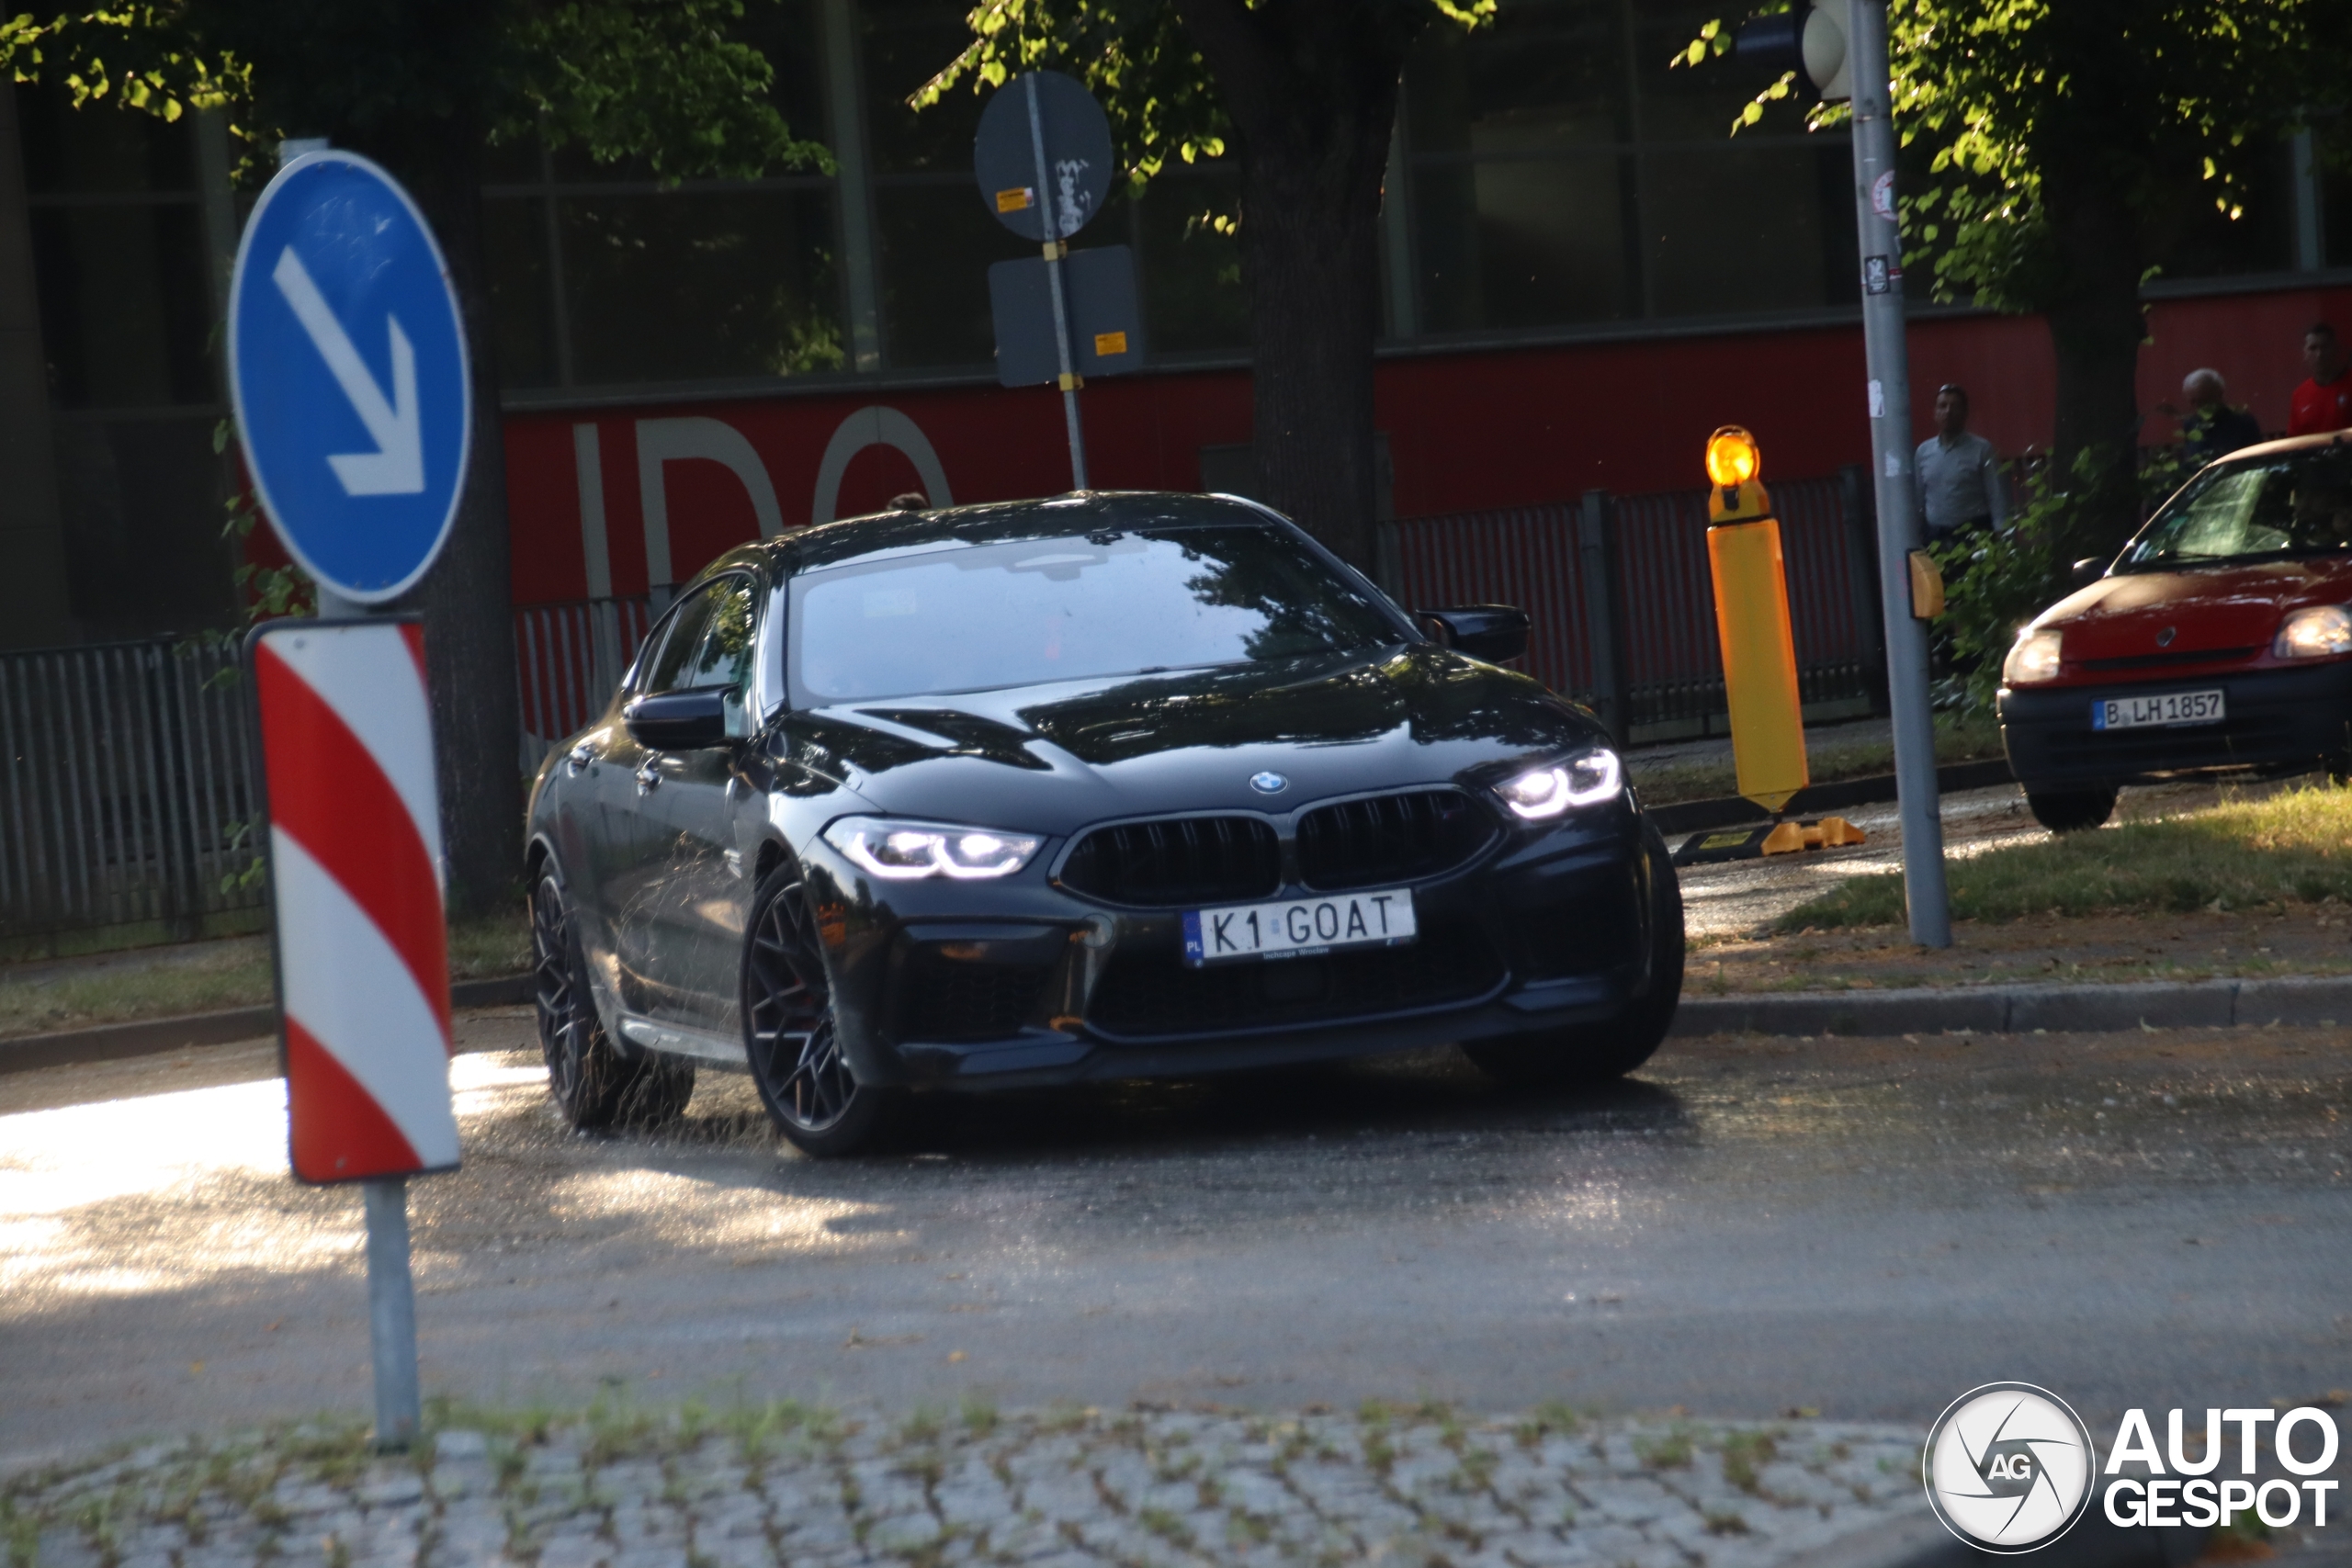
left=637, top=583, right=726, bottom=695
left=681, top=576, right=758, bottom=692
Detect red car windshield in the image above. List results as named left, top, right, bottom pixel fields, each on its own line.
left=2119, top=446, right=2352, bottom=570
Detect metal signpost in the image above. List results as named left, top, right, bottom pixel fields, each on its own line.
left=1845, top=1, right=1952, bottom=948
left=228, top=146, right=472, bottom=1448
left=976, top=71, right=1140, bottom=489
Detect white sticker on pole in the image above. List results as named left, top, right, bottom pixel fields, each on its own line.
left=251, top=618, right=458, bottom=1184
left=1871, top=170, right=1896, bottom=221
left=1869, top=379, right=1885, bottom=418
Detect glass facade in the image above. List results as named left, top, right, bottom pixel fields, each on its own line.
left=455, top=0, right=2340, bottom=395
left=16, top=85, right=234, bottom=637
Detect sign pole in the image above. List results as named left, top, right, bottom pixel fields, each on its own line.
left=311, top=563, right=424, bottom=1447
left=1023, top=73, right=1090, bottom=490
left=362, top=1175, right=422, bottom=1446
left=1847, top=0, right=1951, bottom=949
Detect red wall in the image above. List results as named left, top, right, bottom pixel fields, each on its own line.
left=474, top=280, right=2352, bottom=604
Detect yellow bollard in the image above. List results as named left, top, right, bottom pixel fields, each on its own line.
left=1702, top=427, right=1809, bottom=815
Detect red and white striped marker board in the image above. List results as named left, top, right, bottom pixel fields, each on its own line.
left=251, top=618, right=460, bottom=1184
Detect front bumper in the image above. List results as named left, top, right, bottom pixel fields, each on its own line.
left=1999, top=660, right=2352, bottom=789
left=803, top=801, right=1668, bottom=1092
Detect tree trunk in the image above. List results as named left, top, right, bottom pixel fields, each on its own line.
left=385, top=122, right=526, bottom=920
left=1173, top=0, right=1428, bottom=571
left=2041, top=159, right=2148, bottom=563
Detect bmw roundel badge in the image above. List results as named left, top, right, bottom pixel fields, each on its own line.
left=1250, top=771, right=1288, bottom=795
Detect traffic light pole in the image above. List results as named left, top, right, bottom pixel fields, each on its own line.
left=1847, top=0, right=1951, bottom=949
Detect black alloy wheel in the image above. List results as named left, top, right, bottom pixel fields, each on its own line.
left=743, top=866, right=904, bottom=1156
left=531, top=872, right=695, bottom=1130
left=2024, top=784, right=2119, bottom=833
left=1463, top=829, right=1686, bottom=1089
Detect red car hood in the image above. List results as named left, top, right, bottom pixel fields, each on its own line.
left=2035, top=556, right=2352, bottom=661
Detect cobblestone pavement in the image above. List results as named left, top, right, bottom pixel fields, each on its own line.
left=4, top=1406, right=1934, bottom=1568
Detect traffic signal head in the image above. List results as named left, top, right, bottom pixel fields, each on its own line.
left=1732, top=0, right=1850, bottom=103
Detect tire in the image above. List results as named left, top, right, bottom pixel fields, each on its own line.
left=2024, top=784, right=2118, bottom=832
left=530, top=872, right=695, bottom=1131
left=1464, top=832, right=1685, bottom=1089
left=742, top=866, right=906, bottom=1157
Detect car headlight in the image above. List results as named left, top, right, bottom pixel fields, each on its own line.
left=822, top=818, right=1043, bottom=880
left=2002, top=628, right=2064, bottom=685
left=2274, top=605, right=2352, bottom=660
left=1496, top=748, right=1622, bottom=819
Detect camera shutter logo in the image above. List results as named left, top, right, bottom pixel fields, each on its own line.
left=1923, top=1383, right=2097, bottom=1552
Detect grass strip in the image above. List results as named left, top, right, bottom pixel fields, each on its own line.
left=1628, top=714, right=1999, bottom=807
left=1778, top=784, right=2352, bottom=931
left=0, top=912, right=532, bottom=1039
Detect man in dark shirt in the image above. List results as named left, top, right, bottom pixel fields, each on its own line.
left=2175, top=368, right=2261, bottom=465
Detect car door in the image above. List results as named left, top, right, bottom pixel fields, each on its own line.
left=591, top=581, right=727, bottom=1021
left=636, top=572, right=764, bottom=1037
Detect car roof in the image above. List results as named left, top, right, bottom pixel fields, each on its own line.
left=699, top=491, right=1289, bottom=583
left=2206, top=429, right=2352, bottom=467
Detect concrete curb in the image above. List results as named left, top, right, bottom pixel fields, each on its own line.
left=1673, top=974, right=2352, bottom=1038
left=0, top=974, right=534, bottom=1076
left=1649, top=757, right=2016, bottom=837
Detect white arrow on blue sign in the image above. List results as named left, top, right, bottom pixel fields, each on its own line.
left=229, top=151, right=472, bottom=604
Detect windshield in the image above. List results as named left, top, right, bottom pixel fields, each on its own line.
left=786, top=524, right=1402, bottom=705
left=2119, top=446, right=2352, bottom=570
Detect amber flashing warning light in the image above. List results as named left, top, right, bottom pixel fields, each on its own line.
left=1701, top=425, right=1808, bottom=814
left=1704, top=425, right=1761, bottom=489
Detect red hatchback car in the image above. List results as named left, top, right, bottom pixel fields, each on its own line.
left=1999, top=433, right=2352, bottom=831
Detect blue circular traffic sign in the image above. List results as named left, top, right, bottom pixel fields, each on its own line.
left=229, top=151, right=471, bottom=604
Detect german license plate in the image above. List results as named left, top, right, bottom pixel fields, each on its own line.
left=2092, top=689, right=2225, bottom=731
left=1182, top=887, right=1417, bottom=967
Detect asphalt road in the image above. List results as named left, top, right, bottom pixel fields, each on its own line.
left=5, top=1010, right=2349, bottom=1488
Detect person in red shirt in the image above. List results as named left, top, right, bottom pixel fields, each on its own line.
left=2290, top=322, right=2352, bottom=435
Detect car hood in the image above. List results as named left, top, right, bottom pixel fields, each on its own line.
left=777, top=644, right=1607, bottom=835
left=2035, top=556, right=2352, bottom=660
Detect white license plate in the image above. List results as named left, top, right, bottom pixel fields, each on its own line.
left=2092, top=689, right=2225, bottom=731
left=1182, top=887, right=1418, bottom=966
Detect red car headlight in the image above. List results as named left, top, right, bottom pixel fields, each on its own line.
left=2275, top=605, right=2352, bottom=660
left=2002, top=628, right=2064, bottom=685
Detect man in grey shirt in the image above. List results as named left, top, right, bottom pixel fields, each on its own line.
left=1914, top=384, right=2008, bottom=540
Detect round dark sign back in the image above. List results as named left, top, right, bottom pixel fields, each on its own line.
left=974, top=69, right=1114, bottom=243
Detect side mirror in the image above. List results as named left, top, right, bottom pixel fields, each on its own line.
left=624, top=689, right=730, bottom=750
left=1419, top=604, right=1532, bottom=664
left=2070, top=557, right=2107, bottom=587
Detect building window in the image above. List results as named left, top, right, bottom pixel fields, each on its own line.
left=481, top=0, right=847, bottom=391
left=19, top=88, right=215, bottom=411
left=1398, top=0, right=1860, bottom=335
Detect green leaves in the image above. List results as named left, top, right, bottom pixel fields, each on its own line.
left=6, top=2, right=831, bottom=186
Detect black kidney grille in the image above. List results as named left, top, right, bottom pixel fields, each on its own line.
left=1059, top=816, right=1282, bottom=907
left=894, top=952, right=1054, bottom=1043
left=1086, top=918, right=1504, bottom=1040
left=1296, top=790, right=1495, bottom=890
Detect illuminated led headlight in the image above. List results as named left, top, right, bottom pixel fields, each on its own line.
left=822, top=818, right=1043, bottom=880
left=2274, top=605, right=2352, bottom=660
left=2002, top=628, right=2064, bottom=685
left=1497, top=748, right=1623, bottom=819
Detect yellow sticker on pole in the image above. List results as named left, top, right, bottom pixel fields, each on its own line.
left=1093, top=331, right=1128, bottom=356
left=995, top=187, right=1034, bottom=213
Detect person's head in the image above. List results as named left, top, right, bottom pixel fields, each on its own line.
left=2304, top=323, right=2345, bottom=382
left=2182, top=368, right=2226, bottom=409
left=1934, top=384, right=1970, bottom=436
left=887, top=491, right=931, bottom=513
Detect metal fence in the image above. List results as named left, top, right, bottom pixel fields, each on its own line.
left=6, top=473, right=1887, bottom=950
left=0, top=638, right=266, bottom=953
left=1387, top=471, right=1883, bottom=741
left=514, top=596, right=655, bottom=769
